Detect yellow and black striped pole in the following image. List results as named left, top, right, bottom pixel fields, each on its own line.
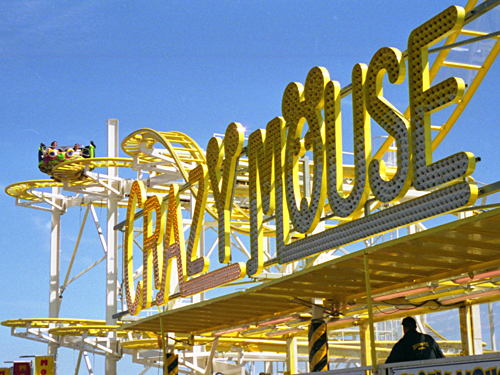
left=309, top=319, right=329, bottom=372
left=163, top=353, right=178, bottom=375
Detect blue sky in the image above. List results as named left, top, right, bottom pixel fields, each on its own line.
left=1, top=1, right=500, bottom=374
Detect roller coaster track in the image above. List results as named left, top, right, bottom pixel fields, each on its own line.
left=1, top=318, right=108, bottom=328
left=51, top=157, right=134, bottom=181
left=5, top=180, right=63, bottom=201
left=4, top=158, right=134, bottom=203
left=121, top=129, right=206, bottom=182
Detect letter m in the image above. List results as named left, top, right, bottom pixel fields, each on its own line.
left=247, top=117, right=291, bottom=276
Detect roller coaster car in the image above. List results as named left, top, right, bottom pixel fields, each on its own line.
left=38, top=142, right=96, bottom=175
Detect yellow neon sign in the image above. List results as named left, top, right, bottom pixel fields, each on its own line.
left=125, top=180, right=246, bottom=315
left=123, top=5, right=480, bottom=312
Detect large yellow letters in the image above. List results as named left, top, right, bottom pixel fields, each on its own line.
left=124, top=5, right=481, bottom=311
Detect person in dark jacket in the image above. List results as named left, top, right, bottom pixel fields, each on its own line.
left=385, top=316, right=445, bottom=364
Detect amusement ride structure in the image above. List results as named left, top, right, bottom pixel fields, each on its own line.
left=4, top=1, right=500, bottom=375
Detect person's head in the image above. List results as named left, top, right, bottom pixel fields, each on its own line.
left=402, top=316, right=417, bottom=333
left=51, top=141, right=58, bottom=147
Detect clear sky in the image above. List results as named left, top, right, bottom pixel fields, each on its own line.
left=1, top=1, right=500, bottom=374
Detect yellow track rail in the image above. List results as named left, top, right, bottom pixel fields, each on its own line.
left=1, top=318, right=111, bottom=328
left=5, top=180, right=63, bottom=200
left=121, top=128, right=206, bottom=182
left=52, top=157, right=133, bottom=181
left=48, top=325, right=128, bottom=337
left=5, top=158, right=134, bottom=201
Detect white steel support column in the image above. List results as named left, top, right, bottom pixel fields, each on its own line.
left=472, top=304, right=483, bottom=355
left=489, top=303, right=497, bottom=351
left=84, top=351, right=95, bottom=375
left=264, top=361, right=272, bottom=375
left=106, top=119, right=119, bottom=374
left=48, top=186, right=61, bottom=369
